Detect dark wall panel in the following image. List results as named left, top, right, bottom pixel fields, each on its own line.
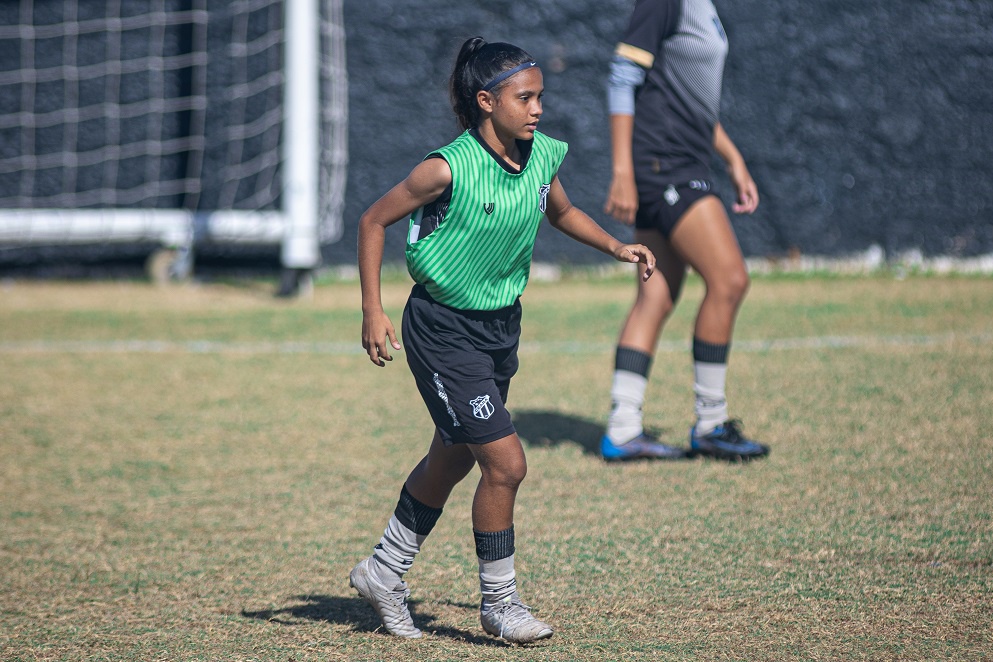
left=332, top=0, right=993, bottom=265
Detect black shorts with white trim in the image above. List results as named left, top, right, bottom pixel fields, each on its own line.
left=635, top=173, right=717, bottom=238
left=401, top=284, right=520, bottom=446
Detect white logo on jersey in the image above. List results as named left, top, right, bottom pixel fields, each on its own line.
left=664, top=185, right=680, bottom=206
left=433, top=373, right=460, bottom=426
left=538, top=184, right=551, bottom=213
left=470, top=394, right=495, bottom=420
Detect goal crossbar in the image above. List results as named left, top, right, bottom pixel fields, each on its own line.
left=0, top=0, right=347, bottom=270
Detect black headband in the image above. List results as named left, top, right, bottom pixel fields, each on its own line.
left=480, top=61, right=538, bottom=92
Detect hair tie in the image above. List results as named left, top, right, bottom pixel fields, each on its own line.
left=481, top=61, right=538, bottom=92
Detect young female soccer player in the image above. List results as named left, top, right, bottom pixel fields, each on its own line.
left=350, top=37, right=656, bottom=643
left=599, top=0, right=770, bottom=462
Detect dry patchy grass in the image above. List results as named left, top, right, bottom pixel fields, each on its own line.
left=1, top=274, right=991, bottom=661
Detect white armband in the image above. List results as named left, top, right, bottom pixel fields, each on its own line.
left=607, top=55, right=647, bottom=116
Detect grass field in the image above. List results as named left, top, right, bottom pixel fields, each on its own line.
left=1, top=272, right=991, bottom=661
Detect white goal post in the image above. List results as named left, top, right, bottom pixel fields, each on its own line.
left=0, top=0, right=347, bottom=273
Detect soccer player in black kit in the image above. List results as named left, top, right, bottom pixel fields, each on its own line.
left=599, top=0, right=770, bottom=462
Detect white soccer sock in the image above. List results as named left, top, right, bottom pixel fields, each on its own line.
left=371, top=515, right=427, bottom=584
left=607, top=370, right=648, bottom=443
left=694, top=361, right=728, bottom=434
left=478, top=554, right=517, bottom=606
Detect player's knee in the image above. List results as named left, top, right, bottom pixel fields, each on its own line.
left=483, top=455, right=528, bottom=489
left=727, top=266, right=750, bottom=302
left=709, top=266, right=749, bottom=307
left=634, top=287, right=676, bottom=320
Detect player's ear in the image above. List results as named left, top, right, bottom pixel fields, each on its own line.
left=476, top=90, right=495, bottom=114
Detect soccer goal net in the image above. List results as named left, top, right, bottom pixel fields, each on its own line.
left=0, top=0, right=346, bottom=273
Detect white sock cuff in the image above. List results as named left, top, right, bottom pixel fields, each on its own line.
left=478, top=554, right=517, bottom=604
left=385, top=514, right=427, bottom=552
left=372, top=514, right=426, bottom=578
left=612, top=370, right=648, bottom=397
left=693, top=362, right=727, bottom=389
left=478, top=553, right=516, bottom=583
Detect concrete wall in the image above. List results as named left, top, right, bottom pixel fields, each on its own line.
left=332, top=0, right=993, bottom=266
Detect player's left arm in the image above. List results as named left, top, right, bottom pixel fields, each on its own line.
left=713, top=122, right=759, bottom=214
left=544, top=175, right=655, bottom=281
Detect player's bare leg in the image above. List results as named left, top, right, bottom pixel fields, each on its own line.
left=670, top=196, right=767, bottom=461
left=350, top=431, right=475, bottom=638
left=469, top=434, right=553, bottom=643
left=602, top=230, right=690, bottom=460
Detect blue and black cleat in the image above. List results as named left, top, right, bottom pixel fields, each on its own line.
left=689, top=419, right=769, bottom=462
left=601, top=432, right=689, bottom=462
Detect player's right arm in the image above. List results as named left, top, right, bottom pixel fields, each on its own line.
left=604, top=0, right=678, bottom=225
left=358, top=157, right=452, bottom=366
left=603, top=35, right=652, bottom=226
left=604, top=110, right=639, bottom=225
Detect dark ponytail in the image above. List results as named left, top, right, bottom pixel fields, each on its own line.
left=449, top=37, right=535, bottom=131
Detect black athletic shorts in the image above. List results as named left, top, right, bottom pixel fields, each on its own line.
left=635, top=171, right=716, bottom=238
left=401, top=284, right=520, bottom=446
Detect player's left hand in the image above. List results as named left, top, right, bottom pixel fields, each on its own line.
left=728, top=160, right=759, bottom=214
left=614, top=243, right=656, bottom=281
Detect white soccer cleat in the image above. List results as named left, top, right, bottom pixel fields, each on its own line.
left=480, top=593, right=553, bottom=644
left=349, top=557, right=422, bottom=638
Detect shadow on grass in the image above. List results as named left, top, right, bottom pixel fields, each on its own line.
left=513, top=409, right=680, bottom=458
left=512, top=409, right=604, bottom=455
left=242, top=594, right=505, bottom=646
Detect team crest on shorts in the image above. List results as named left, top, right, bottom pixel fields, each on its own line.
left=664, top=185, right=680, bottom=206
left=538, top=184, right=550, bottom=213
left=470, top=394, right=495, bottom=420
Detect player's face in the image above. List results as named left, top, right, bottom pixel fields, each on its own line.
left=491, top=67, right=544, bottom=140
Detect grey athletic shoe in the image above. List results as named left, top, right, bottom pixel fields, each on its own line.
left=349, top=557, right=421, bottom=638
left=480, top=593, right=553, bottom=644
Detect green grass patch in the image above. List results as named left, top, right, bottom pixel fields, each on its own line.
left=0, top=275, right=991, bottom=660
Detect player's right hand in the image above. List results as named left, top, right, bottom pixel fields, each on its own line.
left=361, top=310, right=401, bottom=367
left=604, top=174, right=639, bottom=225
